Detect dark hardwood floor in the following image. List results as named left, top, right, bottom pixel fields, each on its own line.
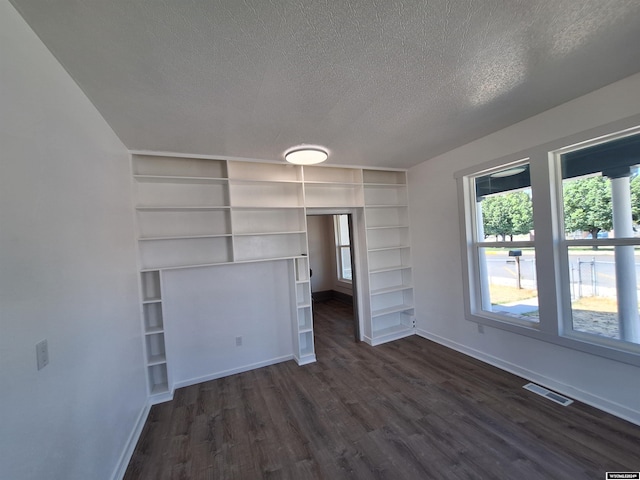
left=125, top=299, right=640, bottom=479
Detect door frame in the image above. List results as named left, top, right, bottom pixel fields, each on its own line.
left=306, top=207, right=365, bottom=342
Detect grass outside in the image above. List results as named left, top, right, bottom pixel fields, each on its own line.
left=489, top=284, right=537, bottom=305
left=489, top=284, right=620, bottom=339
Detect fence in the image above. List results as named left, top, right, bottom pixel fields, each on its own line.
left=487, top=257, right=640, bottom=300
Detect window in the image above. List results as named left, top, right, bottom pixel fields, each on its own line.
left=558, top=133, right=640, bottom=346
left=468, top=162, right=538, bottom=325
left=334, top=214, right=352, bottom=282
left=456, top=122, right=640, bottom=365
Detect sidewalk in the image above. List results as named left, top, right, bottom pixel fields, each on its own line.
left=493, top=297, right=539, bottom=315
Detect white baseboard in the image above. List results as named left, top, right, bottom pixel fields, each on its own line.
left=110, top=402, right=151, bottom=480
left=415, top=328, right=640, bottom=427
left=173, top=354, right=295, bottom=390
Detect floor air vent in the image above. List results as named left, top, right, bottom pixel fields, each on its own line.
left=523, top=383, right=573, bottom=406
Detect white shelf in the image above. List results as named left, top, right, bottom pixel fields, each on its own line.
left=149, top=381, right=169, bottom=396
left=370, top=284, right=414, bottom=295
left=134, top=179, right=230, bottom=208
left=144, top=326, right=164, bottom=335
left=147, top=363, right=169, bottom=395
left=141, top=260, right=233, bottom=272
left=365, top=206, right=409, bottom=229
left=369, top=265, right=412, bottom=274
left=232, top=208, right=306, bottom=235
left=373, top=323, right=414, bottom=337
left=139, top=234, right=232, bottom=241
left=132, top=155, right=227, bottom=178
left=303, top=165, right=362, bottom=184
left=297, top=306, right=312, bottom=330
left=368, top=247, right=411, bottom=272
left=371, top=304, right=414, bottom=317
left=294, top=257, right=309, bottom=282
left=134, top=175, right=228, bottom=184
left=234, top=232, right=307, bottom=262
left=371, top=324, right=414, bottom=343
left=303, top=181, right=362, bottom=186
left=230, top=182, right=303, bottom=208
left=229, top=179, right=303, bottom=185
left=372, top=310, right=414, bottom=340
left=363, top=169, right=406, bottom=185
left=234, top=231, right=306, bottom=237
left=231, top=205, right=303, bottom=209
left=147, top=353, right=167, bottom=366
left=296, top=282, right=311, bottom=307
left=140, top=236, right=233, bottom=270
left=228, top=161, right=302, bottom=182
left=304, top=183, right=364, bottom=207
left=367, top=245, right=411, bottom=252
left=143, top=302, right=163, bottom=331
left=136, top=206, right=231, bottom=211
left=299, top=330, right=315, bottom=357
left=364, top=204, right=409, bottom=208
left=141, top=271, right=161, bottom=302
left=366, top=225, right=410, bottom=230
left=137, top=208, right=231, bottom=239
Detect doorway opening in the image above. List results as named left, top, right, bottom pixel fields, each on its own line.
left=306, top=213, right=360, bottom=342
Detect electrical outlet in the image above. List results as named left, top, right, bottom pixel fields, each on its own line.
left=477, top=324, right=485, bottom=334
left=36, top=339, right=49, bottom=370
left=235, top=336, right=242, bottom=346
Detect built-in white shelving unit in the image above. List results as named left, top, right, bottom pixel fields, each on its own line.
left=291, top=256, right=315, bottom=364
left=133, top=156, right=232, bottom=271
left=363, top=169, right=415, bottom=345
left=131, top=154, right=414, bottom=401
left=140, top=270, right=170, bottom=397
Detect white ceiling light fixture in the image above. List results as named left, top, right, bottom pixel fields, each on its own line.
left=284, top=145, right=328, bottom=165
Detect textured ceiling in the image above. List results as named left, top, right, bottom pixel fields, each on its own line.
left=9, top=0, right=640, bottom=168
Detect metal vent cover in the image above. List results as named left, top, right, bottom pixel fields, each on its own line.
left=523, top=383, right=573, bottom=406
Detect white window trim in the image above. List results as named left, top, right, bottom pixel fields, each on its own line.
left=334, top=215, right=352, bottom=284
left=455, top=114, right=640, bottom=367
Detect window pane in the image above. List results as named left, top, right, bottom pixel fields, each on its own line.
left=337, top=214, right=350, bottom=245
left=477, top=247, right=539, bottom=323
left=340, top=246, right=352, bottom=280
left=560, top=133, right=640, bottom=241
left=475, top=164, right=533, bottom=243
left=566, top=246, right=640, bottom=344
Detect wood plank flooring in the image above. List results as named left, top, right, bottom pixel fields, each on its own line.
left=125, top=299, right=640, bottom=479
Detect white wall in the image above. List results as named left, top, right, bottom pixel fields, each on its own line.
left=408, top=73, right=640, bottom=424
left=307, top=215, right=335, bottom=293
left=0, top=2, right=147, bottom=479
left=162, top=262, right=294, bottom=388
left=307, top=215, right=354, bottom=297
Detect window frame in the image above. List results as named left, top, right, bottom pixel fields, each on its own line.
left=466, top=159, right=538, bottom=327
left=455, top=114, right=640, bottom=367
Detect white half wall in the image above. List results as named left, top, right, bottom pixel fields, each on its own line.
left=161, top=261, right=294, bottom=388
left=408, top=73, right=640, bottom=424
left=0, top=2, right=146, bottom=479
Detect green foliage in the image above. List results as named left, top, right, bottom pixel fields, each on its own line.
left=481, top=191, right=533, bottom=241
left=481, top=173, right=639, bottom=242
left=631, top=175, right=640, bottom=223
left=562, top=175, right=612, bottom=238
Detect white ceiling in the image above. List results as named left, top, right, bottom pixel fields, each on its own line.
left=9, top=0, right=640, bottom=168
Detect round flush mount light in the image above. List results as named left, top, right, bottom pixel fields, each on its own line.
left=284, top=146, right=328, bottom=165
